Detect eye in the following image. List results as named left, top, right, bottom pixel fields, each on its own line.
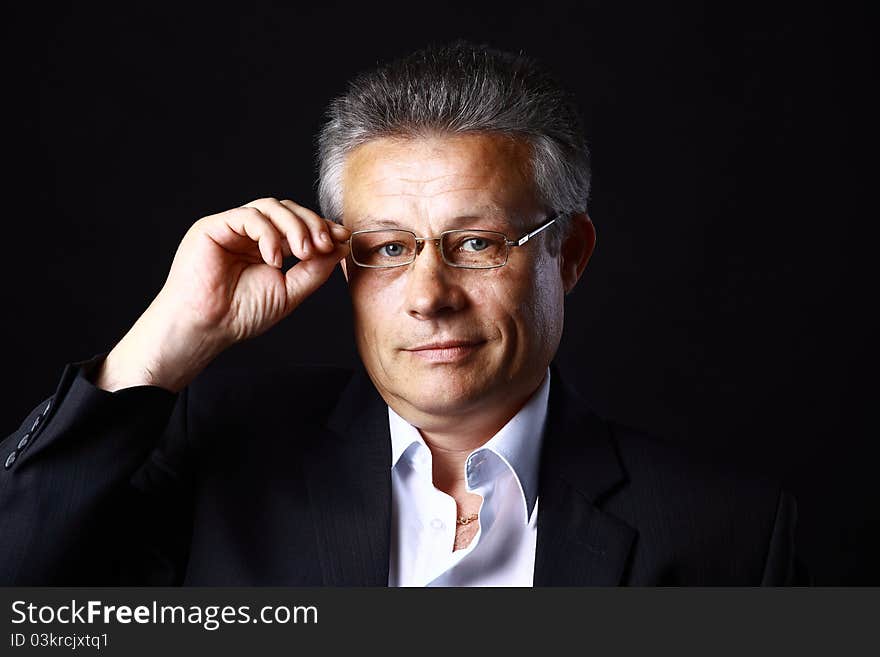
left=461, top=237, right=489, bottom=252
left=377, top=242, right=407, bottom=257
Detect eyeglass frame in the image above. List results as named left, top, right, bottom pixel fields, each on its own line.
left=343, top=213, right=559, bottom=270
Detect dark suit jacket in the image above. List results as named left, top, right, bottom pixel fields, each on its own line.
left=0, top=354, right=804, bottom=585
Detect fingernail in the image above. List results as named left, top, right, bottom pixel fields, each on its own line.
left=301, top=239, right=310, bottom=256
left=320, top=232, right=331, bottom=244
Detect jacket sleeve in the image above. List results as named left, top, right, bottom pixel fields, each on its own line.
left=0, top=353, right=195, bottom=585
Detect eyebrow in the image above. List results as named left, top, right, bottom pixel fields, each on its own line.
left=350, top=206, right=515, bottom=231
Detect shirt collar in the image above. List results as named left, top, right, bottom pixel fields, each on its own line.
left=388, top=368, right=551, bottom=523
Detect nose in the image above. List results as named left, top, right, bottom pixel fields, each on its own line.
left=404, top=238, right=467, bottom=320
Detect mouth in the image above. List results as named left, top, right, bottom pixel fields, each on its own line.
left=404, top=340, right=486, bottom=363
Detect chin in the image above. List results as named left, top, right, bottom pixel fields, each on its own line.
left=388, top=366, right=499, bottom=416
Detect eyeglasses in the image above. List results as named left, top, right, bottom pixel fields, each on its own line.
left=346, top=214, right=558, bottom=269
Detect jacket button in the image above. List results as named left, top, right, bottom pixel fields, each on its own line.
left=4, top=451, right=16, bottom=469
left=17, top=433, right=31, bottom=450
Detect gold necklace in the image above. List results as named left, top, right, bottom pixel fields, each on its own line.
left=457, top=513, right=479, bottom=526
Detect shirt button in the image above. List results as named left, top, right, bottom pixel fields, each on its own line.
left=31, top=416, right=42, bottom=432
left=17, top=433, right=31, bottom=450
left=430, top=518, right=445, bottom=531
left=5, top=451, right=17, bottom=469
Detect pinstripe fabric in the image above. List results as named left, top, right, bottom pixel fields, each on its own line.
left=1, top=357, right=804, bottom=585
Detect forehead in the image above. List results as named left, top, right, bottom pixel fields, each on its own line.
left=340, top=133, right=537, bottom=228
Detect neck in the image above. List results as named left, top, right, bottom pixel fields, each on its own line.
left=416, top=373, right=547, bottom=495
left=420, top=422, right=494, bottom=496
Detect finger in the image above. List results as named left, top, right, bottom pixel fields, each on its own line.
left=277, top=199, right=332, bottom=254
left=284, top=242, right=349, bottom=308
left=277, top=236, right=294, bottom=258
left=280, top=199, right=347, bottom=254
left=244, top=198, right=316, bottom=260
left=221, top=206, right=284, bottom=268
left=329, top=221, right=351, bottom=240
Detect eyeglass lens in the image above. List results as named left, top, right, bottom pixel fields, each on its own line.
left=350, top=230, right=508, bottom=268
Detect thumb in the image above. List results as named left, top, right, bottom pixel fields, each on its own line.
left=284, top=245, right=348, bottom=309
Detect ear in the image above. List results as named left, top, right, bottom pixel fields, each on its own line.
left=559, top=212, right=596, bottom=295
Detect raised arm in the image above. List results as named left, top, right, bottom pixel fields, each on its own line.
left=0, top=198, right=349, bottom=584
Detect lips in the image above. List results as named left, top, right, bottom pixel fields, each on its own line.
left=407, top=340, right=483, bottom=351
left=404, top=339, right=486, bottom=363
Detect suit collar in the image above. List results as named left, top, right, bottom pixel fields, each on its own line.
left=303, top=364, right=392, bottom=586
left=542, top=363, right=627, bottom=504
left=532, top=363, right=636, bottom=585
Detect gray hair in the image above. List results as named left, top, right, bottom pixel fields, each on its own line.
left=316, top=40, right=591, bottom=254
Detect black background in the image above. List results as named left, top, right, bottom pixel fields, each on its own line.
left=2, top=2, right=875, bottom=583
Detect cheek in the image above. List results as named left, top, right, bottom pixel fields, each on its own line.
left=348, top=271, right=405, bottom=343
left=484, top=261, right=562, bottom=354
left=528, top=264, right=565, bottom=352
left=471, top=267, right=542, bottom=343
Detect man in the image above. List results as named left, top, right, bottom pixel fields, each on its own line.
left=0, top=42, right=803, bottom=585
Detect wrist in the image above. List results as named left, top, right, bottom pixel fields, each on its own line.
left=95, top=295, right=227, bottom=393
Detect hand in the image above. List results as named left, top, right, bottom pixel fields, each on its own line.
left=95, top=198, right=350, bottom=392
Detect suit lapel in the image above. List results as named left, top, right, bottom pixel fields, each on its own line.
left=533, top=366, right=637, bottom=585
left=302, top=366, right=391, bottom=586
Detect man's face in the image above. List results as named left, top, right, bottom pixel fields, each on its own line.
left=339, top=133, right=567, bottom=428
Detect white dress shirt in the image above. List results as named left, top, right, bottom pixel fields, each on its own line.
left=387, top=369, right=551, bottom=586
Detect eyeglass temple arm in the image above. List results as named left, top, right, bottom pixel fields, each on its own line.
left=511, top=216, right=558, bottom=247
